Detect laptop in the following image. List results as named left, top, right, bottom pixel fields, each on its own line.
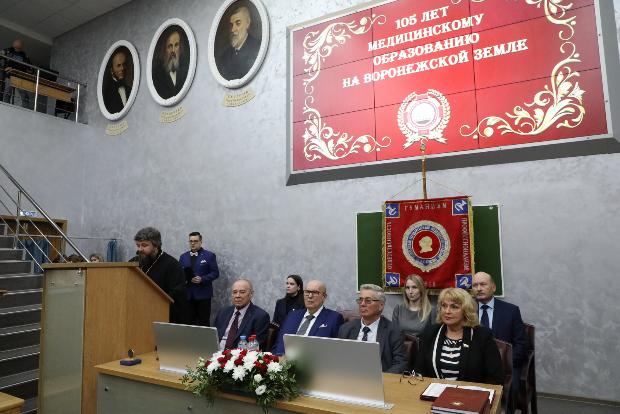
left=153, top=322, right=219, bottom=374
left=283, top=334, right=391, bottom=408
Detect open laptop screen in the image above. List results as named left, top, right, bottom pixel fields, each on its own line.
left=153, top=322, right=219, bottom=373
left=283, top=334, right=387, bottom=408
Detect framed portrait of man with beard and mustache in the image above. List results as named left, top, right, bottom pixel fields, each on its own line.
left=97, top=40, right=140, bottom=121
left=208, top=0, right=270, bottom=89
left=147, top=18, right=197, bottom=106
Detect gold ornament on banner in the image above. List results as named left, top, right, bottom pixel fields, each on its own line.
left=301, top=15, right=391, bottom=162
left=460, top=0, right=585, bottom=140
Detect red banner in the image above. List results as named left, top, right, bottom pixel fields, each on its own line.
left=290, top=0, right=608, bottom=172
left=383, top=197, right=474, bottom=290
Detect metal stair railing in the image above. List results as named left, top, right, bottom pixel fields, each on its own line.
left=0, top=163, right=89, bottom=265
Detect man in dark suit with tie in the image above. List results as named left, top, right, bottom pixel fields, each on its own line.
left=214, top=278, right=269, bottom=350
left=473, top=271, right=526, bottom=391
left=338, top=284, right=407, bottom=374
left=272, top=280, right=343, bottom=355
left=179, top=232, right=219, bottom=326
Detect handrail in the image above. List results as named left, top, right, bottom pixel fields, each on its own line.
left=0, top=163, right=90, bottom=262
left=0, top=51, right=87, bottom=87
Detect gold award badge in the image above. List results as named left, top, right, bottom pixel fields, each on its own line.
left=398, top=89, right=450, bottom=149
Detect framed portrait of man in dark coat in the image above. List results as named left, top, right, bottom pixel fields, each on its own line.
left=208, top=0, right=270, bottom=89
left=97, top=40, right=140, bottom=121
left=147, top=18, right=197, bottom=106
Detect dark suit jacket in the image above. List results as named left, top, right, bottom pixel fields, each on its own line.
left=272, top=295, right=305, bottom=327
left=414, top=323, right=504, bottom=385
left=214, top=302, right=270, bottom=350
left=272, top=307, right=344, bottom=355
left=487, top=298, right=526, bottom=366
left=152, top=60, right=188, bottom=99
left=338, top=316, right=408, bottom=374
left=131, top=252, right=188, bottom=324
left=103, top=79, right=131, bottom=114
left=179, top=248, right=219, bottom=300
left=216, top=34, right=260, bottom=81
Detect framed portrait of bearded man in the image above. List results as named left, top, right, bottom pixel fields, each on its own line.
left=208, top=0, right=270, bottom=89
left=147, top=18, right=197, bottom=106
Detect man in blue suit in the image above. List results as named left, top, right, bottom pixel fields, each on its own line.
left=272, top=279, right=344, bottom=355
left=473, top=271, right=526, bottom=391
left=179, top=232, right=219, bottom=326
left=214, top=278, right=270, bottom=350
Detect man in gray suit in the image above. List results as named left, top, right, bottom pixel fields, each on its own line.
left=338, top=284, right=407, bottom=374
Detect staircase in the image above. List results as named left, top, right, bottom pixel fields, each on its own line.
left=0, top=223, right=42, bottom=414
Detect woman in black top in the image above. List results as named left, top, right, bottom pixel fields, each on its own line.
left=414, top=287, right=503, bottom=385
left=272, top=275, right=305, bottom=327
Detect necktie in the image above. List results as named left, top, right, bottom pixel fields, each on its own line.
left=296, top=314, right=315, bottom=335
left=480, top=304, right=490, bottom=329
left=190, top=251, right=198, bottom=256
left=224, top=311, right=241, bottom=349
left=361, top=326, right=371, bottom=342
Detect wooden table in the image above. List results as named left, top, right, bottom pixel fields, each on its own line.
left=6, top=68, right=75, bottom=103
left=95, top=352, right=502, bottom=414
left=0, top=392, right=24, bottom=414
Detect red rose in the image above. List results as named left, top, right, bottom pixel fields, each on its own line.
left=272, top=355, right=280, bottom=363
left=234, top=357, right=244, bottom=366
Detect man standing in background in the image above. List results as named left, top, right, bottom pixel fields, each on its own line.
left=179, top=231, right=219, bottom=326
left=2, top=39, right=32, bottom=108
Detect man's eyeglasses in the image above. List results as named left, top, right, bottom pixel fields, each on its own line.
left=399, top=371, right=423, bottom=385
left=303, top=289, right=323, bottom=297
left=356, top=297, right=382, bottom=305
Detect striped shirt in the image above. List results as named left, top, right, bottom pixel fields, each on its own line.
left=438, top=337, right=462, bottom=380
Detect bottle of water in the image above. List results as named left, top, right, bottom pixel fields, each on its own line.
left=247, top=335, right=260, bottom=351
left=238, top=335, right=248, bottom=350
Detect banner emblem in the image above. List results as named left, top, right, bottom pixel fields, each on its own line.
left=456, top=274, right=473, bottom=289
left=398, top=89, right=450, bottom=149
left=402, top=220, right=451, bottom=272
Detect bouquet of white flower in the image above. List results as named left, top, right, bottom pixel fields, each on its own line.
left=181, top=348, right=300, bottom=412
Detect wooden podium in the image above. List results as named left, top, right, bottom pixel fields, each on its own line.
left=38, top=263, right=171, bottom=414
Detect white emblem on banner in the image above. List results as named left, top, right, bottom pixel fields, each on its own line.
left=401, top=220, right=451, bottom=272
left=398, top=89, right=450, bottom=149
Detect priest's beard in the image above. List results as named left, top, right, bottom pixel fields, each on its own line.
left=138, top=250, right=159, bottom=268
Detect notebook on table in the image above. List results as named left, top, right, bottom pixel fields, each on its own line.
left=431, top=387, right=491, bottom=414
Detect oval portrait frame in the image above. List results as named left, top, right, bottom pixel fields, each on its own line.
left=208, top=0, right=270, bottom=89
left=146, top=18, right=197, bottom=107
left=97, top=40, right=140, bottom=121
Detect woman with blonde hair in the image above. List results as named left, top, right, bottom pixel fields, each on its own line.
left=392, top=275, right=435, bottom=335
left=414, top=288, right=503, bottom=385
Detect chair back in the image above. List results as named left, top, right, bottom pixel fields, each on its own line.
left=339, top=309, right=360, bottom=323
left=266, top=323, right=279, bottom=352
left=403, top=333, right=420, bottom=372
left=494, top=338, right=513, bottom=393
left=524, top=323, right=535, bottom=351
